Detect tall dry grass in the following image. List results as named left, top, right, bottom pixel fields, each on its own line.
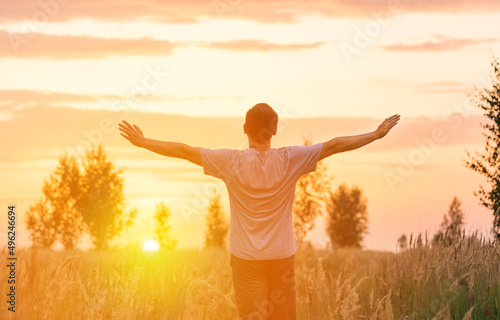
left=296, top=233, right=499, bottom=319
left=0, top=233, right=498, bottom=319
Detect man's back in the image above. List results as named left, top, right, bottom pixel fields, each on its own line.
left=200, top=143, right=323, bottom=260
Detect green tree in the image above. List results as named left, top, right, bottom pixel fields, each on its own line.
left=76, top=145, right=136, bottom=249
left=326, top=183, right=368, bottom=248
left=154, top=202, right=178, bottom=250
left=204, top=188, right=229, bottom=248
left=42, top=155, right=84, bottom=249
left=25, top=156, right=84, bottom=249
left=465, top=53, right=500, bottom=241
left=25, top=197, right=56, bottom=248
left=433, top=196, right=465, bottom=245
left=293, top=138, right=332, bottom=246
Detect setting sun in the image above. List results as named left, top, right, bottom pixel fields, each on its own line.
left=142, top=239, right=160, bottom=252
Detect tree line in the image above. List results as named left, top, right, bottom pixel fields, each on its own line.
left=25, top=140, right=370, bottom=251
left=24, top=139, right=475, bottom=252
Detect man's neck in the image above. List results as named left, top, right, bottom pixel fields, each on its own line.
left=248, top=139, right=272, bottom=152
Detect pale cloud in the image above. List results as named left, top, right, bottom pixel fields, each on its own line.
left=0, top=89, right=242, bottom=105
left=413, top=81, right=473, bottom=94
left=368, top=77, right=475, bottom=95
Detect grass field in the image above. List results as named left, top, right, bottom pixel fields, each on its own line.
left=1, top=234, right=499, bottom=319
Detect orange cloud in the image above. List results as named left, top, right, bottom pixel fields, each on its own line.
left=196, top=40, right=325, bottom=52
left=0, top=30, right=178, bottom=59
left=1, top=0, right=499, bottom=24
left=0, top=30, right=324, bottom=59
left=378, top=37, right=498, bottom=52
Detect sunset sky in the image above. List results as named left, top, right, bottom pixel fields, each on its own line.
left=1, top=0, right=500, bottom=251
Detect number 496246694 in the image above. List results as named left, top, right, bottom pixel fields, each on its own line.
left=8, top=206, right=15, bottom=255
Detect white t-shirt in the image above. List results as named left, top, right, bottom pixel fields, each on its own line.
left=200, top=143, right=324, bottom=260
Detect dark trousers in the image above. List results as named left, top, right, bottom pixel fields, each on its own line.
left=230, top=254, right=296, bottom=320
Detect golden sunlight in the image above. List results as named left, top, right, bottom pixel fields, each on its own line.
left=142, top=239, right=160, bottom=252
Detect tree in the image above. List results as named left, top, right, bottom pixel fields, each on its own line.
left=326, top=183, right=368, bottom=248
left=25, top=156, right=84, bottom=249
left=441, top=196, right=465, bottom=236
left=465, top=53, right=500, bottom=241
left=153, top=202, right=178, bottom=250
left=42, top=155, right=84, bottom=249
left=25, top=145, right=136, bottom=250
left=397, top=234, right=408, bottom=251
left=76, top=145, right=136, bottom=249
left=204, top=188, right=229, bottom=248
left=25, top=197, right=56, bottom=248
left=433, top=196, right=465, bottom=245
left=293, top=138, right=332, bottom=245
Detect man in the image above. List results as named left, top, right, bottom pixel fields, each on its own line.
left=118, top=103, right=400, bottom=319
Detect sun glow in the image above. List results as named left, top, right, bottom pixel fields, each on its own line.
left=142, top=239, right=160, bottom=252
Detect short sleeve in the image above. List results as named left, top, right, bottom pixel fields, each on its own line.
left=200, top=148, right=236, bottom=180
left=287, top=143, right=323, bottom=179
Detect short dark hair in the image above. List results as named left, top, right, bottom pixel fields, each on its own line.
left=244, top=103, right=278, bottom=142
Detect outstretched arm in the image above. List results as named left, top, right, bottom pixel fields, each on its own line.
left=319, top=114, right=400, bottom=160
left=118, top=120, right=202, bottom=166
